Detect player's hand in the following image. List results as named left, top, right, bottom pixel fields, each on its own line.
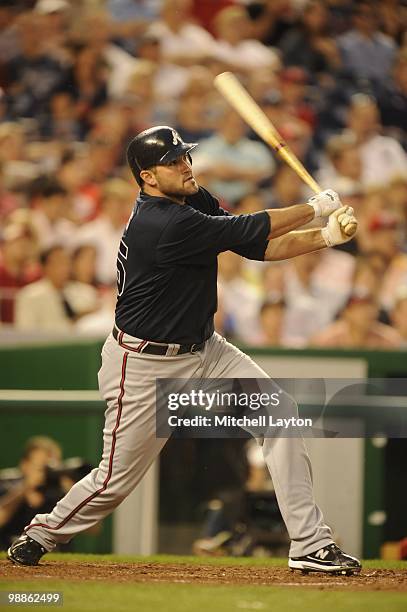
left=321, top=206, right=358, bottom=247
left=307, top=189, right=341, bottom=217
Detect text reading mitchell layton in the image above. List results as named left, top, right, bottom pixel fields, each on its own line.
left=166, top=389, right=313, bottom=429
left=168, top=414, right=313, bottom=429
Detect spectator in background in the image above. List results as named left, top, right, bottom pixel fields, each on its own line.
left=34, top=0, right=71, bottom=62
left=387, top=177, right=407, bottom=221
left=278, top=67, right=316, bottom=129
left=228, top=192, right=270, bottom=289
left=175, top=94, right=213, bottom=143
left=135, top=33, right=189, bottom=104
left=254, top=88, right=315, bottom=168
left=357, top=208, right=407, bottom=313
left=247, top=68, right=281, bottom=104
left=283, top=249, right=354, bottom=347
left=28, top=176, right=74, bottom=250
left=191, top=0, right=235, bottom=36
left=377, top=49, right=407, bottom=151
left=263, top=262, right=286, bottom=301
left=217, top=250, right=262, bottom=344
left=15, top=245, right=98, bottom=332
left=86, top=136, right=120, bottom=185
left=4, top=12, right=68, bottom=120
left=342, top=253, right=393, bottom=324
left=268, top=165, right=306, bottom=210
left=280, top=0, right=342, bottom=77
left=382, top=1, right=407, bottom=42
left=257, top=89, right=286, bottom=133
left=121, top=61, right=164, bottom=129
left=57, top=150, right=98, bottom=224
left=71, top=244, right=97, bottom=287
left=87, top=100, right=130, bottom=148
left=0, top=160, right=21, bottom=222
left=258, top=298, right=286, bottom=347
left=0, top=435, right=96, bottom=551
left=0, top=1, right=20, bottom=67
left=183, top=66, right=215, bottom=100
left=61, top=45, right=108, bottom=137
left=323, top=0, right=354, bottom=36
left=148, top=0, right=217, bottom=66
left=107, top=0, right=161, bottom=52
left=345, top=94, right=407, bottom=188
left=377, top=0, right=407, bottom=46
left=228, top=197, right=271, bottom=288
left=234, top=192, right=266, bottom=217
left=68, top=243, right=100, bottom=315
left=0, top=224, right=40, bottom=324
left=279, top=117, right=313, bottom=167
left=337, top=0, right=396, bottom=90
left=351, top=253, right=387, bottom=299
left=75, top=285, right=117, bottom=336
left=390, top=287, right=407, bottom=347
left=73, top=178, right=135, bottom=286
left=248, top=0, right=297, bottom=48
left=355, top=187, right=388, bottom=238
left=107, top=0, right=161, bottom=25
left=0, top=436, right=63, bottom=551
left=74, top=9, right=137, bottom=99
left=316, top=132, right=363, bottom=196
left=311, top=289, right=402, bottom=348
left=194, top=109, right=274, bottom=208
left=0, top=122, right=25, bottom=167
left=41, top=92, right=82, bottom=142
left=212, top=5, right=280, bottom=73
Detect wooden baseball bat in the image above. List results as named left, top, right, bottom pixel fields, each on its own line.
left=214, top=71, right=321, bottom=193
left=214, top=71, right=356, bottom=235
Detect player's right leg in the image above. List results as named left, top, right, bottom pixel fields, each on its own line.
left=201, top=332, right=361, bottom=575
left=8, top=332, right=204, bottom=566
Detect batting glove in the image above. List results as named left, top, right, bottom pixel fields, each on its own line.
left=307, top=189, right=341, bottom=217
left=321, top=206, right=358, bottom=247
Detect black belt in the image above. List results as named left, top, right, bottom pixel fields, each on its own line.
left=112, top=326, right=205, bottom=355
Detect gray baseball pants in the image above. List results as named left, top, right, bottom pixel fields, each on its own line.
left=25, top=331, right=333, bottom=557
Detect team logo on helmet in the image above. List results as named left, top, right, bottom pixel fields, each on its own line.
left=171, top=129, right=182, bottom=146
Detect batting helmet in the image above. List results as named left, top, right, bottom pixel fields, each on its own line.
left=126, top=126, right=198, bottom=186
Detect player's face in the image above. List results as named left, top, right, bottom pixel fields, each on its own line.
left=146, top=154, right=199, bottom=199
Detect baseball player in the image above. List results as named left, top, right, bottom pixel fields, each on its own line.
left=8, top=126, right=361, bottom=575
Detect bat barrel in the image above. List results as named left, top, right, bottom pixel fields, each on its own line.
left=214, top=71, right=321, bottom=194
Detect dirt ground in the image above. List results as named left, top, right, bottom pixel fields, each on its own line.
left=1, top=560, right=407, bottom=591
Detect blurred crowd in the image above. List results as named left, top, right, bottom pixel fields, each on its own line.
left=0, top=0, right=406, bottom=348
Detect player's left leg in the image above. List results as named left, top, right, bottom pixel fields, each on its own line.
left=202, top=333, right=361, bottom=574
left=8, top=332, right=205, bottom=566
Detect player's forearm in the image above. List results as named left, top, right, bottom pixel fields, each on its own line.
left=264, top=228, right=326, bottom=261
left=266, top=204, right=315, bottom=239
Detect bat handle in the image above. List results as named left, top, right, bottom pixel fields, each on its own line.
left=308, top=179, right=322, bottom=194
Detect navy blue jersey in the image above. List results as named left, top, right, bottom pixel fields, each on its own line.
left=115, top=186, right=270, bottom=344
